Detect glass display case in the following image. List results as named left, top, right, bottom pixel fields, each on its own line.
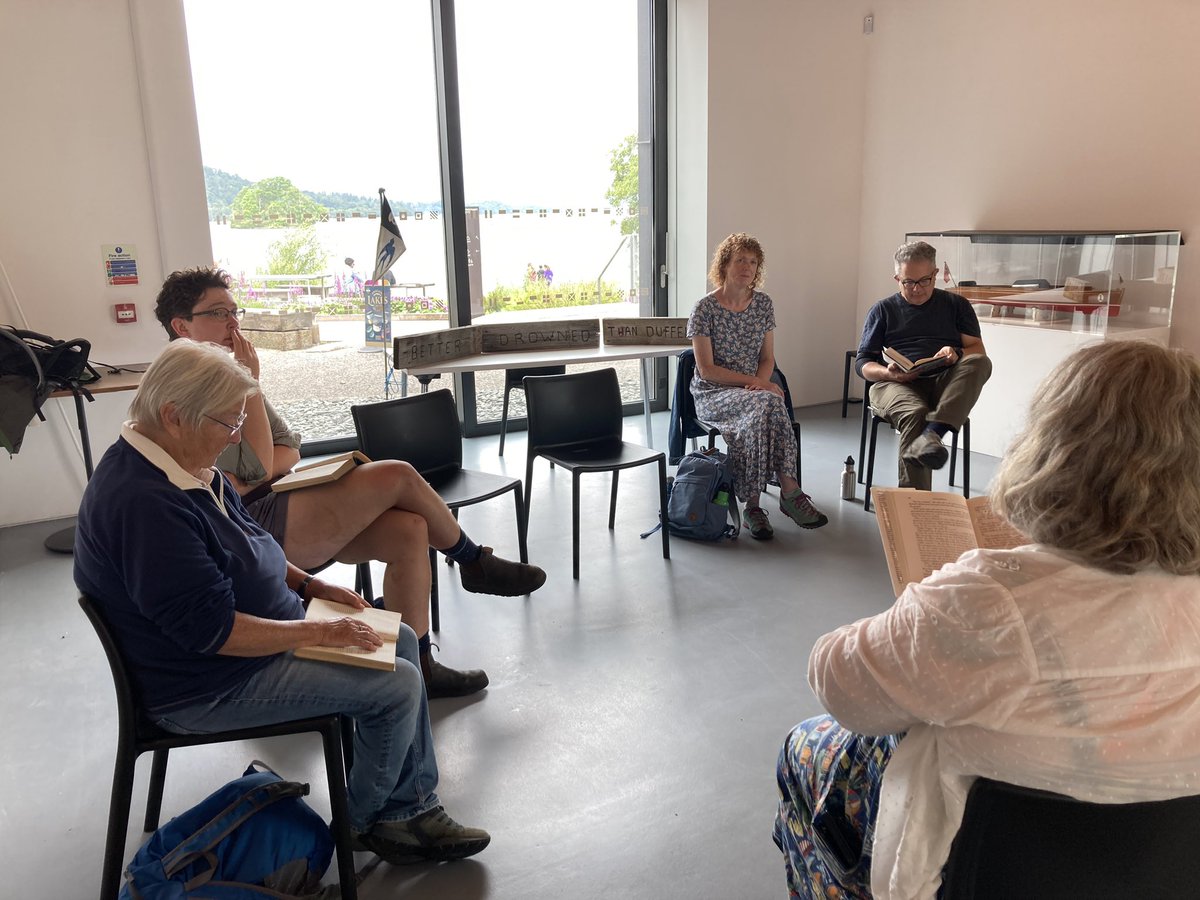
left=906, top=230, right=1180, bottom=337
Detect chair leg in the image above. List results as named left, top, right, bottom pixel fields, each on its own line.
left=608, top=470, right=619, bottom=530
left=962, top=419, right=971, bottom=500
left=499, top=387, right=512, bottom=458
left=340, top=716, right=355, bottom=774
left=792, top=421, right=803, bottom=489
left=428, top=547, right=441, bottom=634
left=355, top=563, right=375, bottom=606
left=858, top=395, right=870, bottom=484
left=321, top=719, right=359, bottom=900
left=864, top=416, right=885, bottom=513
left=842, top=350, right=853, bottom=418
left=446, top=508, right=458, bottom=567
left=658, top=458, right=670, bottom=560
left=523, top=457, right=536, bottom=536
left=144, top=748, right=169, bottom=831
left=572, top=471, right=582, bottom=580
left=949, top=428, right=958, bottom=487
left=100, top=742, right=138, bottom=900
left=514, top=486, right=529, bottom=564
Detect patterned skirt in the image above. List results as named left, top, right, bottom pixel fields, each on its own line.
left=773, top=715, right=901, bottom=898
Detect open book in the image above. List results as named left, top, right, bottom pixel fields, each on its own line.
left=882, top=346, right=951, bottom=376
left=272, top=451, right=371, bottom=493
left=872, top=488, right=1029, bottom=596
left=293, top=596, right=403, bottom=671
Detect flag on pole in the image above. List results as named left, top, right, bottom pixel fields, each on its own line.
left=942, top=261, right=953, bottom=285
left=372, top=188, right=406, bottom=282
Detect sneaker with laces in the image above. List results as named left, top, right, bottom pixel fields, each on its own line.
left=354, top=806, right=491, bottom=864
left=458, top=547, right=547, bottom=596
left=902, top=430, right=949, bottom=470
left=744, top=505, right=774, bottom=541
left=779, top=489, right=829, bottom=529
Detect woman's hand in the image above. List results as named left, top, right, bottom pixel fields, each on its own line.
left=308, top=578, right=370, bottom=611
left=230, top=327, right=261, bottom=381
left=745, top=376, right=784, bottom=397
left=316, top=616, right=383, bottom=650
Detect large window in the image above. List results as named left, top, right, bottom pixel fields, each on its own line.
left=184, top=1, right=663, bottom=447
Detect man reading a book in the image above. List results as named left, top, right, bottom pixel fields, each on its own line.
left=854, top=241, right=992, bottom=491
left=154, top=267, right=547, bottom=700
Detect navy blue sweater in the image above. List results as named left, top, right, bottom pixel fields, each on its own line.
left=855, top=289, right=981, bottom=379
left=74, top=436, right=304, bottom=716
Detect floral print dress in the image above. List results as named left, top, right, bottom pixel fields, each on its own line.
left=686, top=291, right=797, bottom=502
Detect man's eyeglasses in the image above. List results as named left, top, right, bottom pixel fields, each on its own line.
left=204, top=411, right=248, bottom=436
left=899, top=273, right=937, bottom=289
left=188, top=307, right=245, bottom=322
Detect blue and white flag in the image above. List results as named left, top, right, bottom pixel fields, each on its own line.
left=372, top=188, right=406, bottom=282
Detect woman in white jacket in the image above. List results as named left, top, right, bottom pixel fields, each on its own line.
left=774, top=339, right=1200, bottom=899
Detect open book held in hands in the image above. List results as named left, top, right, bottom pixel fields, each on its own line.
left=882, top=346, right=952, bottom=376
left=293, top=596, right=403, bottom=671
left=271, top=450, right=371, bottom=493
left=872, top=488, right=1029, bottom=596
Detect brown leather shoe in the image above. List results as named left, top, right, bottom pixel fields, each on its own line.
left=425, top=658, right=489, bottom=699
left=458, top=546, right=546, bottom=596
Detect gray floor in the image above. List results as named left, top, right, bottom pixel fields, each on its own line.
left=0, top=402, right=998, bottom=900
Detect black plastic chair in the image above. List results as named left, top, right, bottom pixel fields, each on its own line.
left=498, top=365, right=566, bottom=457
left=78, top=594, right=358, bottom=900
left=523, top=367, right=669, bottom=580
left=859, top=381, right=969, bottom=513
left=306, top=559, right=375, bottom=606
left=941, top=777, right=1200, bottom=898
left=351, top=389, right=528, bottom=633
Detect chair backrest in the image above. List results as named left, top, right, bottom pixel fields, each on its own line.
left=941, top=777, right=1200, bottom=899
left=504, top=365, right=565, bottom=393
left=523, top=367, right=623, bottom=454
left=351, top=389, right=462, bottom=477
left=78, top=594, right=141, bottom=737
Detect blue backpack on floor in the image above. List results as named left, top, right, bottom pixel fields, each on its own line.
left=643, top=448, right=741, bottom=542
left=119, top=761, right=335, bottom=900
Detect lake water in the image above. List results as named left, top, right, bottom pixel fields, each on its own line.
left=210, top=212, right=638, bottom=301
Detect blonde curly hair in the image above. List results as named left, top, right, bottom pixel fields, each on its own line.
left=991, top=340, right=1200, bottom=574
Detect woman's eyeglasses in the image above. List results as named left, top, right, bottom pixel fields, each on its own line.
left=204, top=411, right=248, bottom=436
left=188, top=307, right=245, bottom=322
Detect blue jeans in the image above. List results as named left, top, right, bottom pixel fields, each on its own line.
left=156, top=623, right=439, bottom=832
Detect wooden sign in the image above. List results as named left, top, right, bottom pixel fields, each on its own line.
left=602, top=317, right=690, bottom=346
left=479, top=319, right=600, bottom=353
left=393, top=326, right=481, bottom=368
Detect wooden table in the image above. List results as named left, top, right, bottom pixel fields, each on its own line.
left=44, top=367, right=145, bottom=553
left=397, top=344, right=684, bottom=447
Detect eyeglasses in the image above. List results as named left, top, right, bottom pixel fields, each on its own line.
left=204, top=411, right=248, bottom=436
left=899, top=272, right=937, bottom=289
left=188, top=306, right=245, bottom=322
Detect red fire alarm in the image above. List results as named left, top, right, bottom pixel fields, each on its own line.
left=114, top=303, right=137, bottom=324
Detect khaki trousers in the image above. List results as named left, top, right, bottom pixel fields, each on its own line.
left=869, top=354, right=993, bottom=490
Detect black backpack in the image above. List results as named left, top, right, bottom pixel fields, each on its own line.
left=0, top=326, right=99, bottom=454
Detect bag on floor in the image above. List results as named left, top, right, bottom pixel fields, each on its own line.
left=642, top=447, right=740, bottom=542
left=119, top=760, right=335, bottom=900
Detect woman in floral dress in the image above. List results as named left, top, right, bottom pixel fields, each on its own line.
left=687, top=233, right=827, bottom=539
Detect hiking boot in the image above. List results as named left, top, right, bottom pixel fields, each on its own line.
left=425, top=657, right=489, bottom=699
left=744, top=505, right=774, bottom=541
left=903, top=430, right=949, bottom=470
left=354, top=806, right=491, bottom=864
left=459, top=547, right=546, bottom=596
left=779, top=489, right=829, bottom=529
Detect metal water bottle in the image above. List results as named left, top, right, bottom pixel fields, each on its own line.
left=840, top=455, right=856, bottom=501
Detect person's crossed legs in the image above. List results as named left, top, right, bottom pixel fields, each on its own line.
left=278, top=459, right=546, bottom=698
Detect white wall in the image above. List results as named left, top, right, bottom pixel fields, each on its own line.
left=673, top=0, right=870, bottom=405
left=0, top=0, right=209, bottom=527
left=855, top=0, right=1200, bottom=357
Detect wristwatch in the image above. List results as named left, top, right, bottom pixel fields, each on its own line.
left=297, top=574, right=315, bottom=600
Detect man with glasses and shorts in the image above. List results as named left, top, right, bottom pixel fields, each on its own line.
left=155, top=267, right=546, bottom=700
left=854, top=241, right=991, bottom=491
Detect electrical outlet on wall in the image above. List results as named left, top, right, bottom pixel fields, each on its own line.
left=864, top=14, right=874, bottom=35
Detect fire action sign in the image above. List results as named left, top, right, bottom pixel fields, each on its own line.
left=102, top=244, right=139, bottom=286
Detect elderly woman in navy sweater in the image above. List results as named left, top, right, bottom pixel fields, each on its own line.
left=73, top=339, right=488, bottom=865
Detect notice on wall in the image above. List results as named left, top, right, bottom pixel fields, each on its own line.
left=102, top=244, right=139, bottom=286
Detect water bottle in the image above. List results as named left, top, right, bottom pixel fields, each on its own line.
left=840, top=455, right=856, bottom=501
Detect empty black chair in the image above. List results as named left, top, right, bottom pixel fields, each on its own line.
left=306, top=559, right=375, bottom=605
left=523, top=367, right=669, bottom=580
left=78, top=594, right=358, bottom=900
left=498, top=365, right=565, bottom=457
left=351, top=389, right=528, bottom=633
left=941, top=777, right=1200, bottom=899
left=859, top=381, right=969, bottom=513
